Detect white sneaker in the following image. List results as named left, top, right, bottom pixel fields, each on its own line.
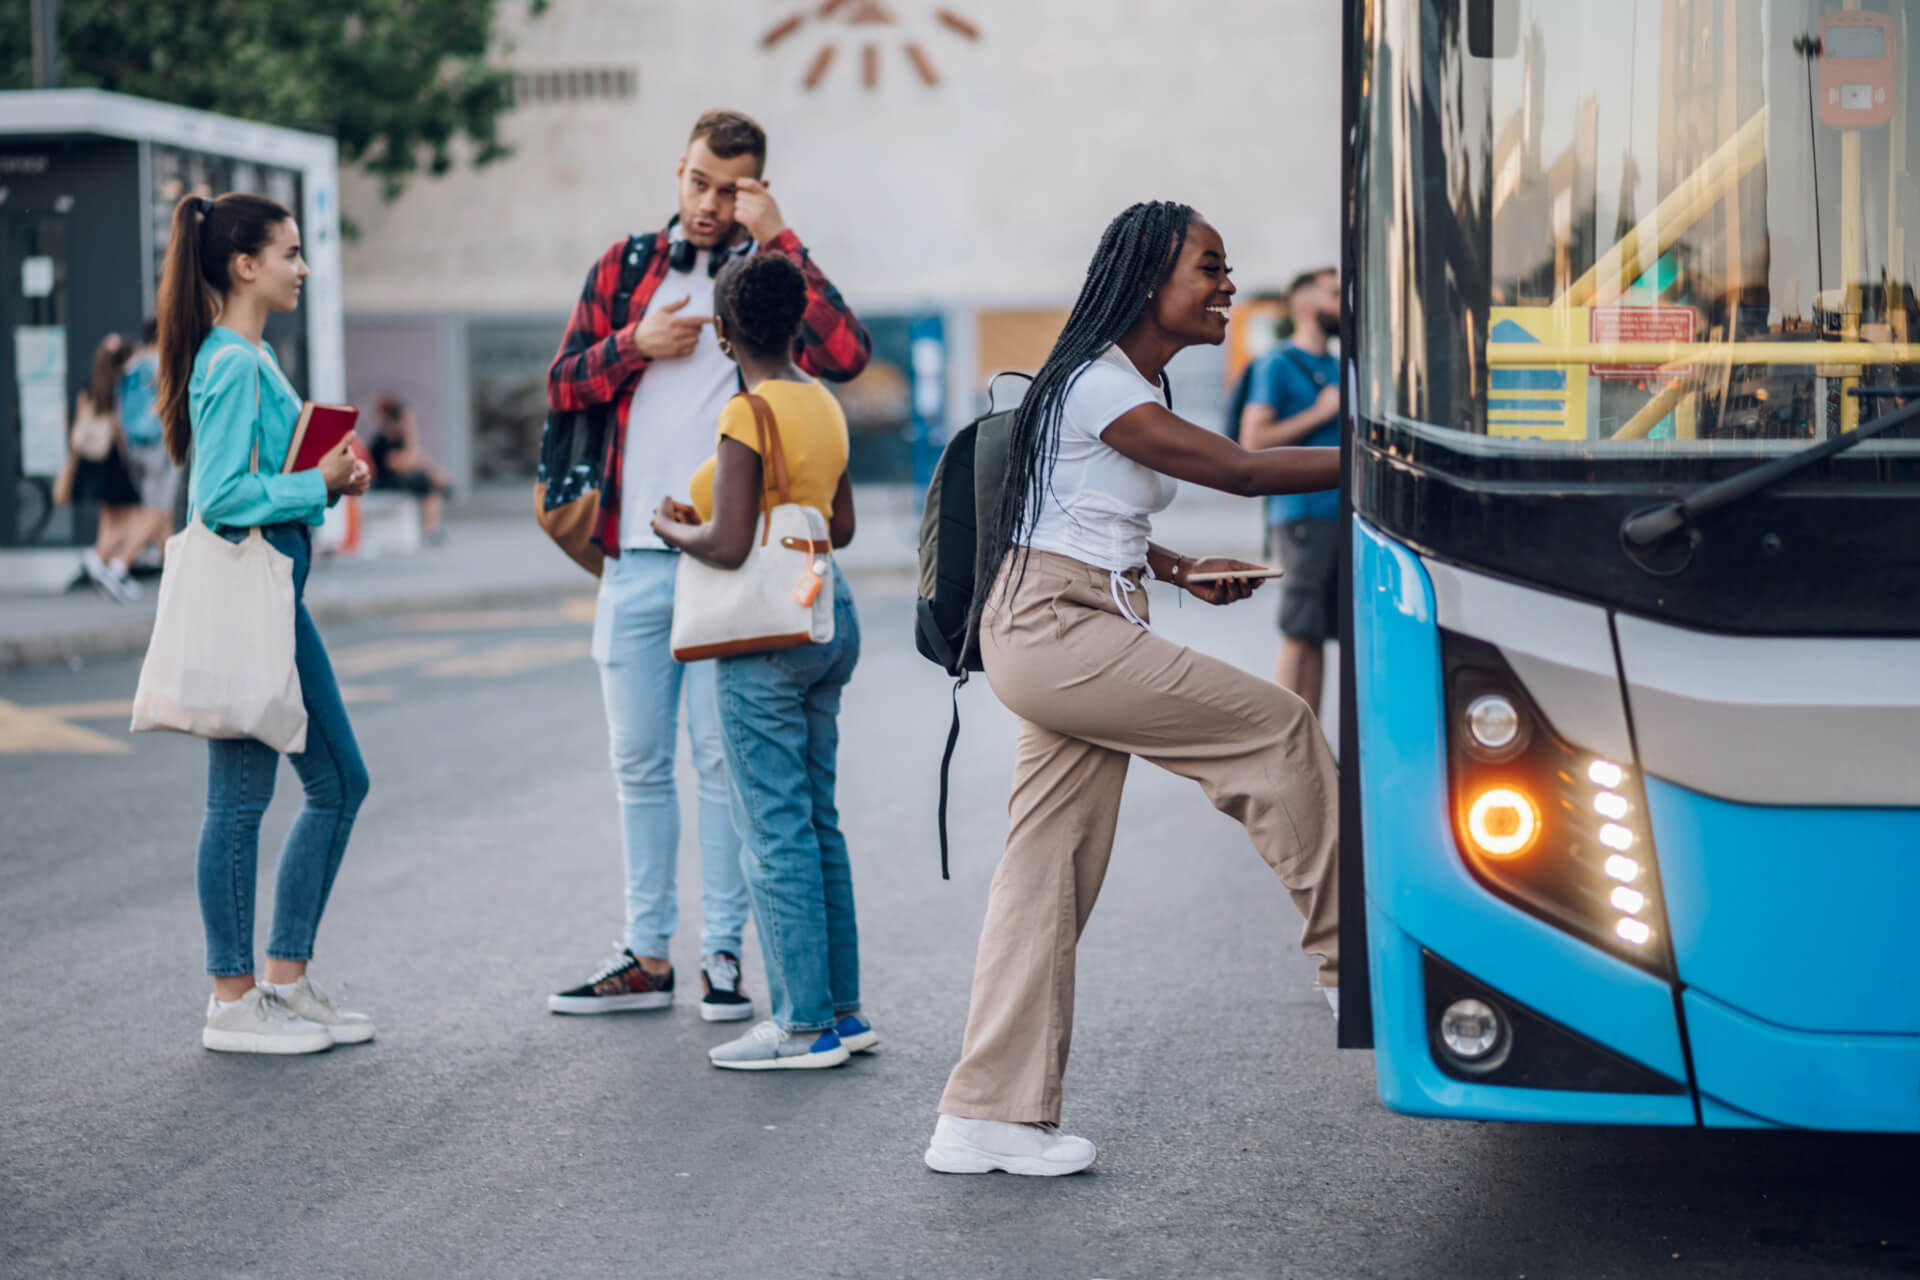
left=201, top=989, right=334, bottom=1055
left=708, top=1019, right=850, bottom=1071
left=923, top=1114, right=1096, bottom=1176
left=82, top=549, right=135, bottom=604
left=274, top=976, right=375, bottom=1044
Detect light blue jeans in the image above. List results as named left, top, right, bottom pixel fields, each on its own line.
left=198, top=523, right=369, bottom=977
left=715, top=574, right=861, bottom=1033
left=593, top=549, right=748, bottom=959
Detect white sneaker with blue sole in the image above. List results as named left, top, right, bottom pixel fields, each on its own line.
left=835, top=1013, right=878, bottom=1053
left=709, top=1020, right=850, bottom=1070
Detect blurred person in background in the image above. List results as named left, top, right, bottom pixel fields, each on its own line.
left=1239, top=266, right=1341, bottom=715
left=121, top=319, right=182, bottom=568
left=58, top=333, right=144, bottom=602
left=544, top=109, right=870, bottom=1023
left=157, top=191, right=375, bottom=1055
left=368, top=394, right=454, bottom=543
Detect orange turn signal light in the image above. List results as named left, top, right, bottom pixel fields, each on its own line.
left=1464, top=786, right=1539, bottom=859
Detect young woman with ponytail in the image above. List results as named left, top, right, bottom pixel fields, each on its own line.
left=924, top=203, right=1342, bottom=1175
left=155, top=192, right=376, bottom=1055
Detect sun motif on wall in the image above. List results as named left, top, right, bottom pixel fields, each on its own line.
left=761, top=2, right=984, bottom=90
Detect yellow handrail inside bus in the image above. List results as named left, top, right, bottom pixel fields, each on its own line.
left=1610, top=380, right=1697, bottom=440
left=1557, top=108, right=1769, bottom=311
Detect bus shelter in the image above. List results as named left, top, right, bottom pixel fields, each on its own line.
left=0, top=90, right=342, bottom=572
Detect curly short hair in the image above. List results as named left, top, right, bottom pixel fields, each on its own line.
left=689, top=110, right=767, bottom=175
left=716, top=253, right=807, bottom=357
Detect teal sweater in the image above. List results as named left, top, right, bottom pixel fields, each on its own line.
left=186, top=327, right=329, bottom=529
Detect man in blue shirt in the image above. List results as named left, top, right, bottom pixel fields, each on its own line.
left=1239, top=267, right=1340, bottom=717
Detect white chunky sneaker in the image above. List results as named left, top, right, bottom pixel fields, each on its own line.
left=201, top=989, right=333, bottom=1055
left=923, top=1115, right=1096, bottom=1176
left=275, top=976, right=375, bottom=1044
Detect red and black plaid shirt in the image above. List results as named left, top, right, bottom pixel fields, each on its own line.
left=546, top=227, right=872, bottom=556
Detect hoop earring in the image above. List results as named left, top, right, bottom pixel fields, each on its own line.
left=716, top=335, right=735, bottom=359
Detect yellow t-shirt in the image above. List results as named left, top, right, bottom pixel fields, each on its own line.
left=688, top=381, right=849, bottom=523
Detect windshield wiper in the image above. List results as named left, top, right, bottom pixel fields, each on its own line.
left=1620, top=395, right=1920, bottom=548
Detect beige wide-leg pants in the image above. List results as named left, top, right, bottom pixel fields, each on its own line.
left=937, top=549, right=1339, bottom=1125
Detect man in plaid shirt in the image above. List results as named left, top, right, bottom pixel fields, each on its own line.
left=545, top=110, right=871, bottom=1024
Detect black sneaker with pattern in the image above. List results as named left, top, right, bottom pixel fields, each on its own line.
left=547, top=945, right=674, bottom=1014
left=699, top=952, right=754, bottom=1022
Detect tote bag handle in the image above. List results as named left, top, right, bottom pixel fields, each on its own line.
left=742, top=392, right=795, bottom=548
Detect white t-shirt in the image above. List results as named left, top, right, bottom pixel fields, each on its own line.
left=1020, top=345, right=1177, bottom=573
left=619, top=249, right=741, bottom=551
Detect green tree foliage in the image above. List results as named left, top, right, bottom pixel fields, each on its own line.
left=1, top=0, right=546, bottom=198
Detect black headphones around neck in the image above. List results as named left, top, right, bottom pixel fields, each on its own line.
left=666, top=216, right=752, bottom=277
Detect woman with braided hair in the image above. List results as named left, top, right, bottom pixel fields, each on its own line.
left=924, top=202, right=1341, bottom=1175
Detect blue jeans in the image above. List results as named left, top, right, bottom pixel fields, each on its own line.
left=593, top=549, right=748, bottom=959
left=715, top=574, right=861, bottom=1033
left=198, top=524, right=370, bottom=977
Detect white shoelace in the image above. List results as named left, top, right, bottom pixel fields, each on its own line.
left=590, top=943, right=637, bottom=984
left=298, top=979, right=338, bottom=1015
left=704, top=954, right=740, bottom=990
left=254, top=991, right=300, bottom=1024
left=1109, top=570, right=1149, bottom=630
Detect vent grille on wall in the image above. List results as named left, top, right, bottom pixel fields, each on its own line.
left=509, top=68, right=638, bottom=105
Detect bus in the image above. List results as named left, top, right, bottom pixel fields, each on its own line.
left=1336, top=0, right=1920, bottom=1131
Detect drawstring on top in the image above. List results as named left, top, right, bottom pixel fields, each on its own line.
left=1110, top=570, right=1149, bottom=630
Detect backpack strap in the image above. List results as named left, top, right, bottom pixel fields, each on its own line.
left=611, top=232, right=658, bottom=330
left=1279, top=344, right=1331, bottom=391
left=934, top=669, right=969, bottom=880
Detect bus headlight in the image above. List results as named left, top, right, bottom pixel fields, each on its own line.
left=1465, top=787, right=1538, bottom=857
left=1442, top=631, right=1672, bottom=976
left=1438, top=997, right=1508, bottom=1070
left=1464, top=693, right=1525, bottom=758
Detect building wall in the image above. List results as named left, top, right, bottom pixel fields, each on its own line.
left=337, top=0, right=1343, bottom=482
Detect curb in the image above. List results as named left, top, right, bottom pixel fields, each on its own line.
left=0, top=563, right=920, bottom=675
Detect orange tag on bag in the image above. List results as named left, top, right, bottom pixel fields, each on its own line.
left=793, top=570, right=823, bottom=607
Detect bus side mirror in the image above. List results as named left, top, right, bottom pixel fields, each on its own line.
left=1467, top=0, right=1519, bottom=59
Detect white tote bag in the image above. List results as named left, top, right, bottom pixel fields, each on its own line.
left=670, top=393, right=836, bottom=662
left=130, top=349, right=307, bottom=754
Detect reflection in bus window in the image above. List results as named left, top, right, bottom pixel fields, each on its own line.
left=1357, top=0, right=1920, bottom=450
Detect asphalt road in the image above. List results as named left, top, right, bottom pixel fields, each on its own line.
left=2, top=577, right=1916, bottom=1279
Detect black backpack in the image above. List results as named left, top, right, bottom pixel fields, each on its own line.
left=914, top=369, right=1168, bottom=879
left=914, top=376, right=1024, bottom=878
left=1222, top=362, right=1254, bottom=444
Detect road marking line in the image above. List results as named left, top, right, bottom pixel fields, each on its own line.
left=329, top=638, right=461, bottom=677
left=394, top=599, right=595, bottom=632
left=28, top=698, right=134, bottom=721
left=0, top=699, right=130, bottom=755
left=422, top=639, right=590, bottom=678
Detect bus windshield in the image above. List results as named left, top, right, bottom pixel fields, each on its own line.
left=1356, top=0, right=1920, bottom=467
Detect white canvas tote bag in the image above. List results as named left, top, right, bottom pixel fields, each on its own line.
left=670, top=393, right=836, bottom=662
left=131, top=347, right=307, bottom=754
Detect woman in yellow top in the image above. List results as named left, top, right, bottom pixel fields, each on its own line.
left=651, top=253, right=869, bottom=1071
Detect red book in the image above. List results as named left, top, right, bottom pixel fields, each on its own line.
left=282, top=402, right=360, bottom=474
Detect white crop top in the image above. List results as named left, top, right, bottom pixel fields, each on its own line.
left=1019, top=344, right=1177, bottom=577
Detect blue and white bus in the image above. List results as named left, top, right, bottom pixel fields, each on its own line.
left=1337, top=0, right=1919, bottom=1131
